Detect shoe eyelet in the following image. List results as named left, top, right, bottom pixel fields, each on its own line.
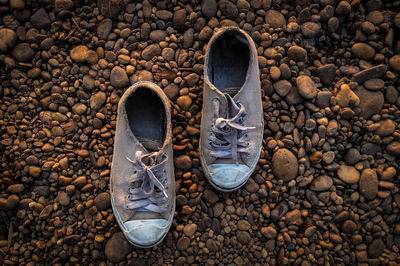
left=211, top=123, right=214, bottom=128
left=209, top=132, right=213, bottom=136
left=244, top=133, right=248, bottom=138
left=133, top=170, right=137, bottom=174
left=246, top=142, right=250, bottom=147
left=208, top=141, right=212, bottom=147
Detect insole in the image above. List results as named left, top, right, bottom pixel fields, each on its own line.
left=210, top=33, right=250, bottom=96
left=125, top=88, right=166, bottom=152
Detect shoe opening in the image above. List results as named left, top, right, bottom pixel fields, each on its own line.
left=207, top=30, right=250, bottom=96
left=125, top=87, right=166, bottom=152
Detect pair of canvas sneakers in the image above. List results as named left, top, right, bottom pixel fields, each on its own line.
left=110, top=27, right=263, bottom=248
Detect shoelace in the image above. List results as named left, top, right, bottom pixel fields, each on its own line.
left=125, top=151, right=169, bottom=213
left=209, top=94, right=255, bottom=163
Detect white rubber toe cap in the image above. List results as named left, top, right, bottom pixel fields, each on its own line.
left=208, top=164, right=250, bottom=190
left=123, top=219, right=169, bottom=247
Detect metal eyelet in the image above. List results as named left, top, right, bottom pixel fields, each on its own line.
left=244, top=133, right=248, bottom=138
left=208, top=141, right=212, bottom=146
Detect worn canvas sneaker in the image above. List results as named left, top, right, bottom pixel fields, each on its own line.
left=110, top=81, right=175, bottom=248
left=200, top=27, right=263, bottom=192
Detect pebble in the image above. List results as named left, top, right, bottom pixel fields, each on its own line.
left=265, top=10, right=286, bottom=28
left=296, top=75, right=318, bottom=99
left=0, top=28, right=16, bottom=52
left=236, top=231, right=251, bottom=244
left=272, top=148, right=298, bottom=182
left=30, top=8, right=50, bottom=29
left=12, top=43, right=34, bottom=62
left=285, top=209, right=302, bottom=225
left=97, top=19, right=113, bottom=40
left=218, top=0, right=238, bottom=19
left=203, top=189, right=219, bottom=204
left=288, top=46, right=307, bottom=62
left=70, top=45, right=89, bottom=63
left=105, top=233, right=133, bottom=263
left=301, top=22, right=321, bottom=38
left=317, top=64, right=337, bottom=85
left=364, top=78, right=384, bottom=91
left=177, top=236, right=190, bottom=250
left=183, top=224, right=197, bottom=237
left=389, top=55, right=400, bottom=72
left=90, top=92, right=106, bottom=111
left=274, top=80, right=292, bottom=97
left=354, top=86, right=384, bottom=118
left=337, top=165, right=360, bottom=184
left=94, top=192, right=110, bottom=210
left=336, top=84, right=360, bottom=107
left=201, top=0, right=217, bottom=19
left=368, top=239, right=384, bottom=258
left=176, top=95, right=192, bottom=110
left=352, top=43, right=375, bottom=60
left=374, top=119, right=395, bottom=136
left=261, top=226, right=277, bottom=239
left=359, top=169, right=378, bottom=200
left=341, top=220, right=357, bottom=234
left=142, top=44, right=161, bottom=60
left=309, top=175, right=333, bottom=191
left=110, top=66, right=129, bottom=89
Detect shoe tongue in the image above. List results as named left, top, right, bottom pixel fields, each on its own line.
left=137, top=137, right=163, bottom=152
left=224, top=94, right=240, bottom=118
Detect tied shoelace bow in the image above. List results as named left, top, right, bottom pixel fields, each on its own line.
left=209, top=94, right=255, bottom=164
left=125, top=151, right=169, bottom=213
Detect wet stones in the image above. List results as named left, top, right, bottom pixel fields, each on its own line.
left=271, top=201, right=288, bottom=222
left=386, top=142, right=400, bottom=156
left=12, top=43, right=34, bottom=62
left=288, top=46, right=307, bottom=62
left=265, top=10, right=286, bottom=28
left=272, top=148, right=298, bottom=182
left=110, top=66, right=129, bottom=88
left=105, top=233, right=133, bottom=263
left=173, top=9, right=187, bottom=29
left=359, top=169, right=378, bottom=200
left=351, top=43, right=375, bottom=60
left=296, top=75, right=317, bottom=99
left=309, top=175, right=333, bottom=191
left=373, top=119, right=395, bottom=136
left=337, top=165, right=360, bottom=184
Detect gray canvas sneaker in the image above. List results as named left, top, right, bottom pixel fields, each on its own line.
left=200, top=27, right=263, bottom=192
left=110, top=81, right=175, bottom=248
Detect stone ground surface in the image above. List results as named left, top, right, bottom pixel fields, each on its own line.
left=1, top=0, right=400, bottom=265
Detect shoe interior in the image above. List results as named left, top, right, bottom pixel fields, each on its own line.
left=207, top=31, right=250, bottom=96
left=125, top=87, right=166, bottom=152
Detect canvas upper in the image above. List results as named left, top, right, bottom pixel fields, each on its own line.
left=110, top=81, right=175, bottom=248
left=200, top=27, right=263, bottom=192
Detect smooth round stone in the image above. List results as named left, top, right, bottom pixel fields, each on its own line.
left=274, top=80, right=292, bottom=97
left=354, top=87, right=384, bottom=119
left=296, top=75, right=317, bottom=99
left=105, top=233, right=133, bottom=263
left=272, top=148, right=298, bottom=182
left=364, top=79, right=384, bottom=91
left=367, top=239, right=384, bottom=258
left=309, top=175, right=333, bottom=191
left=374, top=119, right=395, bottom=136
left=389, top=55, right=400, bottom=72
left=288, top=46, right=307, bottom=62
left=359, top=169, right=378, bottom=200
left=351, top=43, right=375, bottom=60
left=12, top=43, right=35, bottom=62
left=301, top=22, right=321, bottom=38
left=110, top=66, right=129, bottom=89
left=70, top=45, right=89, bottom=63
left=337, top=165, right=360, bottom=184
left=265, top=10, right=286, bottom=28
